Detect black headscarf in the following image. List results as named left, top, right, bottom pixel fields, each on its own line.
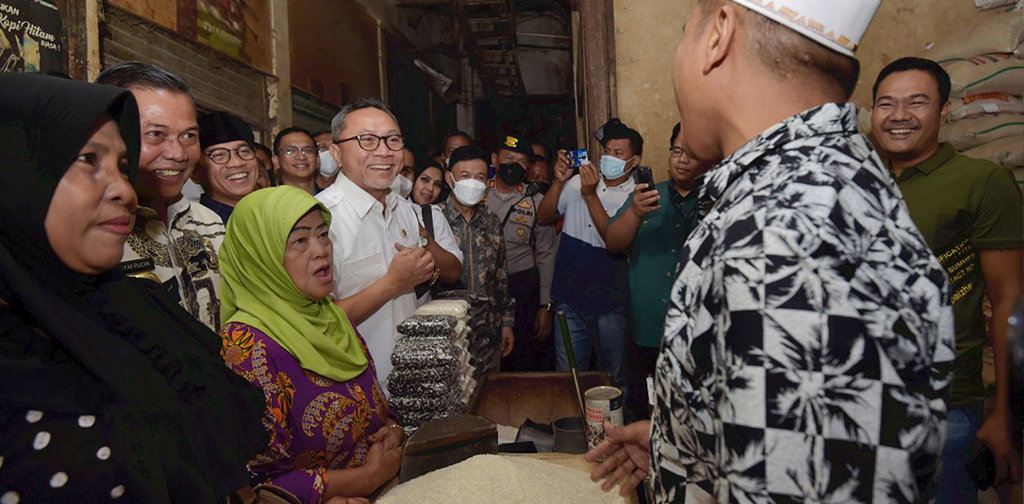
left=0, top=73, right=267, bottom=502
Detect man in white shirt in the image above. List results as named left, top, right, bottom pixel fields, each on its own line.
left=318, top=98, right=462, bottom=392
left=537, top=118, right=641, bottom=393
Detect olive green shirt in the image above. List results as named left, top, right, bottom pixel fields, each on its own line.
left=894, top=143, right=1023, bottom=406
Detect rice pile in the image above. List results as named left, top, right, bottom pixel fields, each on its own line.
left=376, top=455, right=625, bottom=504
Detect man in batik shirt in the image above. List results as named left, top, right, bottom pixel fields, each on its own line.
left=439, top=145, right=515, bottom=371
left=584, top=2, right=956, bottom=503
left=97, top=62, right=225, bottom=331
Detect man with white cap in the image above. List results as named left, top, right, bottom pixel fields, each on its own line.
left=584, top=2, right=956, bottom=503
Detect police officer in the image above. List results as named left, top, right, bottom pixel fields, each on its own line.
left=487, top=133, right=558, bottom=371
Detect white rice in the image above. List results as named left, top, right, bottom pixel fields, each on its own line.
left=377, top=454, right=625, bottom=504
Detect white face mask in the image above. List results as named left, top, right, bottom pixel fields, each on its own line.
left=451, top=178, right=487, bottom=206
left=390, top=174, right=413, bottom=198
left=319, top=150, right=339, bottom=177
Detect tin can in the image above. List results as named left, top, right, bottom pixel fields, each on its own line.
left=584, top=385, right=624, bottom=449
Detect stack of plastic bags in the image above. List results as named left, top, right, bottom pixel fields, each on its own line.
left=928, top=2, right=1024, bottom=178
left=423, top=290, right=499, bottom=384
left=387, top=312, right=469, bottom=429
left=385, top=297, right=485, bottom=430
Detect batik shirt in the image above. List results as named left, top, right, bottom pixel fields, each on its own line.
left=439, top=200, right=515, bottom=332
left=120, top=198, right=224, bottom=331
left=652, top=103, right=956, bottom=504
left=220, top=322, right=391, bottom=504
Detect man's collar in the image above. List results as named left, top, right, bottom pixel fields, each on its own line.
left=336, top=175, right=389, bottom=218
left=698, top=102, right=857, bottom=205
left=909, top=143, right=955, bottom=176
left=489, top=183, right=523, bottom=200
left=200, top=194, right=235, bottom=211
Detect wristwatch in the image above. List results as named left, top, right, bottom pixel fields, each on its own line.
left=418, top=234, right=429, bottom=248
left=541, top=302, right=554, bottom=312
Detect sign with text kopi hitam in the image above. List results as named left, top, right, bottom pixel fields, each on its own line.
left=0, top=0, right=62, bottom=73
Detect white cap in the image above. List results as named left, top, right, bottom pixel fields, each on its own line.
left=731, top=0, right=881, bottom=56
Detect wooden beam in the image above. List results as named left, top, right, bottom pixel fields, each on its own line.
left=270, top=0, right=292, bottom=132
left=579, top=0, right=612, bottom=156
left=85, top=0, right=100, bottom=80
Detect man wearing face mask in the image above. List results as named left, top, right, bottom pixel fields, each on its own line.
left=314, top=130, right=341, bottom=190
left=390, top=147, right=415, bottom=199
left=439, top=145, right=516, bottom=370
left=537, top=118, right=640, bottom=395
left=485, top=133, right=558, bottom=371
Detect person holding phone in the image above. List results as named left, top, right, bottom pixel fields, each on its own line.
left=602, top=122, right=712, bottom=420
left=537, top=118, right=642, bottom=397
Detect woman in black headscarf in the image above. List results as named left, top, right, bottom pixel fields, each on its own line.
left=0, top=73, right=267, bottom=503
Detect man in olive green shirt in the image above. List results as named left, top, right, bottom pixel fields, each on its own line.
left=872, top=57, right=1023, bottom=500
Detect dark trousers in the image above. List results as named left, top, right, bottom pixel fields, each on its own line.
left=503, top=267, right=554, bottom=371
left=625, top=341, right=660, bottom=422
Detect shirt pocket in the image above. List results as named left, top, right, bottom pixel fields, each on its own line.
left=338, top=253, right=388, bottom=294
left=639, top=209, right=665, bottom=233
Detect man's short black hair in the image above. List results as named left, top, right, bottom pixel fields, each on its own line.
left=96, top=62, right=194, bottom=102
left=531, top=141, right=551, bottom=162
left=597, top=118, right=644, bottom=156
left=448, top=144, right=489, bottom=169
left=670, top=122, right=682, bottom=145
left=253, top=142, right=273, bottom=158
left=442, top=130, right=472, bottom=149
left=696, top=0, right=860, bottom=100
left=274, top=126, right=316, bottom=154
left=872, top=57, right=951, bottom=106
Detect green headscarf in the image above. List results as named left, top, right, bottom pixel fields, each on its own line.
left=220, top=186, right=368, bottom=381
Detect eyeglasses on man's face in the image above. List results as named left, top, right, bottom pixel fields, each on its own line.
left=335, top=134, right=405, bottom=152
left=206, top=145, right=256, bottom=164
left=669, top=147, right=685, bottom=158
left=279, top=146, right=318, bottom=158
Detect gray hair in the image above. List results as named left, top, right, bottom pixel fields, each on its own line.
left=330, top=97, right=400, bottom=141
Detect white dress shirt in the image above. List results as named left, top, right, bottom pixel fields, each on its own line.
left=316, top=175, right=429, bottom=393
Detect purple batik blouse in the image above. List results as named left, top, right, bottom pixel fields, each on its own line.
left=219, top=321, right=392, bottom=504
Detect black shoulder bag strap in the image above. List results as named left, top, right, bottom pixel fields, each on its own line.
left=421, top=204, right=436, bottom=239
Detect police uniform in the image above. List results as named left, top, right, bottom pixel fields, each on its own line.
left=486, top=181, right=557, bottom=371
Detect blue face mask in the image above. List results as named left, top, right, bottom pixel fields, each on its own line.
left=600, top=155, right=634, bottom=179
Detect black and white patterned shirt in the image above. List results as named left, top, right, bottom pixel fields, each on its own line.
left=652, top=103, right=956, bottom=504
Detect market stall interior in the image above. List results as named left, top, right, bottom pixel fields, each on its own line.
left=1, top=0, right=1023, bottom=503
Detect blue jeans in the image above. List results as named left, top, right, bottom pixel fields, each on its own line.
left=553, top=303, right=629, bottom=394
left=936, top=402, right=984, bottom=504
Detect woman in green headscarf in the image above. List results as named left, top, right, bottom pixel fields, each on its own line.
left=219, top=186, right=403, bottom=503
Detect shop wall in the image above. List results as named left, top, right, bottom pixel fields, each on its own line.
left=612, top=0, right=992, bottom=181
left=104, top=0, right=272, bottom=73
left=102, top=6, right=267, bottom=131
left=288, top=0, right=382, bottom=107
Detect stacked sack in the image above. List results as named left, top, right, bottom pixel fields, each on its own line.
left=387, top=312, right=473, bottom=429
left=928, top=2, right=1024, bottom=180
left=421, top=290, right=499, bottom=384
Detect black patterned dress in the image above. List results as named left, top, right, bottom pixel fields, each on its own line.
left=652, top=103, right=956, bottom=504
